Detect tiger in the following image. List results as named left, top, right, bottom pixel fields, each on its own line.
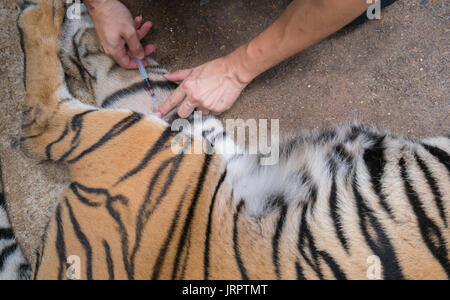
left=5, top=0, right=449, bottom=280
left=0, top=162, right=30, bottom=280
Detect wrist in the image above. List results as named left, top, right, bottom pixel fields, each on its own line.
left=225, top=44, right=259, bottom=86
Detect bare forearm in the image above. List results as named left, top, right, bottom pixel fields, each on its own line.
left=229, top=0, right=371, bottom=83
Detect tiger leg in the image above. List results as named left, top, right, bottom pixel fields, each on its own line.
left=18, top=0, right=92, bottom=160
left=17, top=0, right=68, bottom=152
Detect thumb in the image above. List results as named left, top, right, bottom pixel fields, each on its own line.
left=123, top=29, right=145, bottom=60
left=164, top=69, right=193, bottom=82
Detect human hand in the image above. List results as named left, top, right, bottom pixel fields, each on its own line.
left=157, top=56, right=250, bottom=118
left=86, top=0, right=155, bottom=69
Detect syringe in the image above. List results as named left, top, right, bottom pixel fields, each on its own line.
left=136, top=58, right=157, bottom=101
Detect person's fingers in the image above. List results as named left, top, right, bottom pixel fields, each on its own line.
left=125, top=44, right=155, bottom=67
left=122, top=27, right=145, bottom=60
left=112, top=47, right=135, bottom=69
left=127, top=44, right=156, bottom=59
left=143, top=44, right=156, bottom=56
left=124, top=58, right=141, bottom=69
left=134, top=16, right=142, bottom=29
left=134, top=16, right=152, bottom=40
left=136, top=21, right=153, bottom=40
left=158, top=87, right=187, bottom=116
left=164, top=69, right=193, bottom=82
left=178, top=98, right=197, bottom=118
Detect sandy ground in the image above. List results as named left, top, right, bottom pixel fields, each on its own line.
left=0, top=0, right=448, bottom=265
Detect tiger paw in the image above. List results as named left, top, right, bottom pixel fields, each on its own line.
left=20, top=103, right=53, bottom=159
left=18, top=0, right=64, bottom=49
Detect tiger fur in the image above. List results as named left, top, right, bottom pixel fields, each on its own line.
left=0, top=161, right=31, bottom=280
left=4, top=0, right=449, bottom=280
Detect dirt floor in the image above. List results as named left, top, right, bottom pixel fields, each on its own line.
left=0, top=0, right=449, bottom=265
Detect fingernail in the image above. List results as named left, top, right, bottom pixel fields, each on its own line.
left=155, top=112, right=162, bottom=118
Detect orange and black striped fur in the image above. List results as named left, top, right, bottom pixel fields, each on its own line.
left=8, top=0, right=449, bottom=279
left=0, top=162, right=30, bottom=280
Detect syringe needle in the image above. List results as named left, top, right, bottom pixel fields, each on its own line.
left=135, top=58, right=157, bottom=101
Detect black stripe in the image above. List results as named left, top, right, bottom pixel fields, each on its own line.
left=51, top=0, right=56, bottom=23
left=316, top=129, right=337, bottom=144
left=0, top=243, right=18, bottom=272
left=299, top=193, right=348, bottom=280
left=295, top=261, right=307, bottom=280
left=204, top=171, right=227, bottom=280
left=151, top=191, right=186, bottom=280
left=298, top=203, right=324, bottom=280
left=105, top=193, right=132, bottom=279
left=103, top=241, right=114, bottom=280
left=69, top=182, right=103, bottom=207
left=363, top=137, right=395, bottom=219
left=0, top=228, right=14, bottom=241
left=329, top=174, right=350, bottom=253
left=422, top=143, right=450, bottom=173
left=18, top=0, right=38, bottom=89
left=72, top=28, right=97, bottom=83
left=116, top=127, right=174, bottom=185
left=272, top=204, right=288, bottom=279
left=55, top=205, right=67, bottom=280
left=352, top=174, right=404, bottom=280
left=45, top=123, right=69, bottom=160
left=101, top=82, right=144, bottom=108
left=317, top=251, right=347, bottom=280
left=18, top=263, right=31, bottom=280
left=70, top=110, right=97, bottom=144
left=414, top=153, right=447, bottom=227
left=101, top=81, right=178, bottom=108
left=0, top=193, right=5, bottom=207
left=309, top=184, right=318, bottom=213
left=33, top=249, right=42, bottom=280
left=179, top=234, right=191, bottom=280
left=399, top=157, right=450, bottom=278
left=60, top=185, right=129, bottom=279
left=233, top=201, right=249, bottom=280
left=17, top=22, right=26, bottom=88
left=334, top=144, right=353, bottom=165
left=20, top=132, right=44, bottom=141
left=68, top=112, right=143, bottom=164
left=69, top=56, right=89, bottom=84
left=58, top=110, right=97, bottom=162
left=172, top=155, right=213, bottom=280
left=130, top=155, right=185, bottom=278
left=65, top=198, right=93, bottom=280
